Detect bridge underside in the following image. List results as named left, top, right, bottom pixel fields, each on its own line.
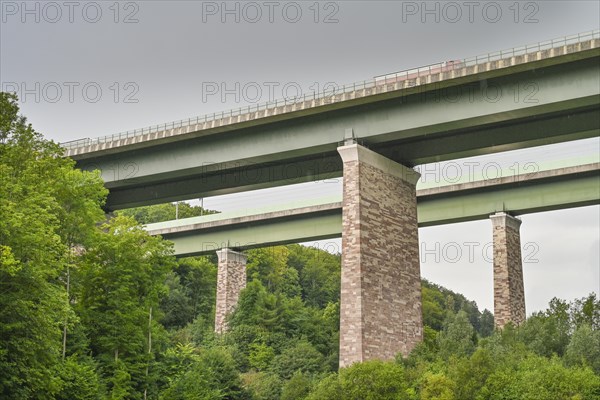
left=146, top=163, right=599, bottom=257
left=72, top=53, right=600, bottom=210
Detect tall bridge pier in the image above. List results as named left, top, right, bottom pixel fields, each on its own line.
left=337, top=143, right=423, bottom=367
left=490, top=212, right=526, bottom=328
left=214, top=248, right=247, bottom=334
left=210, top=154, right=532, bottom=365
left=210, top=142, right=426, bottom=366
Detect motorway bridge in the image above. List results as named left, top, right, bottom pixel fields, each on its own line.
left=64, top=31, right=600, bottom=367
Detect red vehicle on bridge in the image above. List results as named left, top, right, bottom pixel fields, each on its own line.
left=375, top=60, right=465, bottom=85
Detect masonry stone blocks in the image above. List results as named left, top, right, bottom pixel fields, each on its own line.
left=490, top=212, right=526, bottom=328
left=214, top=248, right=247, bottom=334
left=338, top=143, right=423, bottom=368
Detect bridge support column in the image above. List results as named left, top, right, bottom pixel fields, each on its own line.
left=490, top=212, right=526, bottom=328
left=214, top=248, right=247, bottom=334
left=338, top=143, right=423, bottom=368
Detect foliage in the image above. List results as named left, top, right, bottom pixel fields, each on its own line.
left=519, top=297, right=578, bottom=357
left=55, top=357, right=103, bottom=400
left=420, top=372, right=456, bottom=400
left=308, top=360, right=410, bottom=400
left=437, top=310, right=476, bottom=359
left=287, top=244, right=340, bottom=308
left=117, top=202, right=217, bottom=225
left=422, top=279, right=492, bottom=336
left=564, top=324, right=600, bottom=374
left=2, top=91, right=599, bottom=400
left=161, top=347, right=250, bottom=400
left=479, top=354, right=600, bottom=400
left=280, top=371, right=311, bottom=400
left=75, top=215, right=174, bottom=397
left=0, top=92, right=106, bottom=398
left=243, top=371, right=282, bottom=400
left=160, top=257, right=217, bottom=330
left=271, top=340, right=328, bottom=379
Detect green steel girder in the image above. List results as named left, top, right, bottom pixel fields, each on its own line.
left=71, top=55, right=599, bottom=210
left=149, top=164, right=599, bottom=256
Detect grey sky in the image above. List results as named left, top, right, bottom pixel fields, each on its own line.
left=1, top=0, right=599, bottom=313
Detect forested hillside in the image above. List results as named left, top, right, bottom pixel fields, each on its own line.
left=1, top=92, right=599, bottom=399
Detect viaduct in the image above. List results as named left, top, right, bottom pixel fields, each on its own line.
left=63, top=31, right=600, bottom=367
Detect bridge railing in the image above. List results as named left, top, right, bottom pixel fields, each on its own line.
left=62, top=29, right=599, bottom=151
left=374, top=30, right=599, bottom=81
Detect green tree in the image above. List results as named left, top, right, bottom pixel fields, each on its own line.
left=229, top=279, right=280, bottom=331
left=307, top=361, right=410, bottom=400
left=159, top=256, right=217, bottom=331
left=0, top=92, right=106, bottom=399
left=55, top=356, right=103, bottom=400
left=479, top=309, right=495, bottom=337
left=76, top=215, right=174, bottom=398
left=480, top=354, right=600, bottom=400
left=272, top=340, right=327, bottom=380
left=420, top=372, right=456, bottom=400
left=281, top=371, right=311, bottom=400
left=118, top=202, right=216, bottom=225
left=243, top=371, right=282, bottom=400
left=339, top=360, right=410, bottom=400
left=422, top=280, right=485, bottom=335
left=422, top=285, right=446, bottom=331
left=161, top=347, right=249, bottom=400
left=570, top=293, right=600, bottom=330
left=564, top=324, right=600, bottom=374
left=248, top=342, right=276, bottom=371
left=305, top=374, right=341, bottom=400
left=437, top=310, right=476, bottom=359
left=518, top=298, right=571, bottom=357
left=246, top=247, right=291, bottom=293
left=447, top=347, right=496, bottom=400
left=287, top=244, right=340, bottom=308
left=161, top=272, right=196, bottom=330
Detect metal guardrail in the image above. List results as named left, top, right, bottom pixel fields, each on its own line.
left=62, top=29, right=600, bottom=151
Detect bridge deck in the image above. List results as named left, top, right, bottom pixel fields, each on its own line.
left=65, top=31, right=599, bottom=157
left=62, top=31, right=600, bottom=211
left=146, top=162, right=600, bottom=256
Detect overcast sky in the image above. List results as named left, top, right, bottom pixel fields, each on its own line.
left=1, top=0, right=599, bottom=313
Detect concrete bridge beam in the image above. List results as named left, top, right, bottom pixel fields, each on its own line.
left=490, top=212, right=526, bottom=328
left=338, top=143, right=423, bottom=368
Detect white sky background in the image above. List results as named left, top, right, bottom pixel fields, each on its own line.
left=1, top=0, right=599, bottom=313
